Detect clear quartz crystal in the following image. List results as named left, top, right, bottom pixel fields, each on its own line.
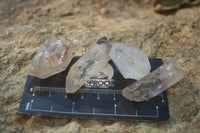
left=122, top=59, right=184, bottom=102
left=26, top=37, right=78, bottom=79
left=109, top=43, right=151, bottom=80
left=89, top=63, right=114, bottom=80
left=65, top=43, right=111, bottom=93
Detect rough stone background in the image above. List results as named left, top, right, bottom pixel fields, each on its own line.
left=0, top=0, right=200, bottom=133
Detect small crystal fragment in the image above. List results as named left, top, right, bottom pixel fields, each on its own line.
left=65, top=42, right=111, bottom=93
left=122, top=59, right=184, bottom=102
left=26, top=37, right=78, bottom=79
left=109, top=43, right=151, bottom=80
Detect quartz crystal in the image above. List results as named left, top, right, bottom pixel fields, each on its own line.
left=65, top=43, right=111, bottom=93
left=122, top=59, right=184, bottom=102
left=26, top=37, right=78, bottom=79
left=89, top=63, right=114, bottom=80
left=109, top=43, right=151, bottom=80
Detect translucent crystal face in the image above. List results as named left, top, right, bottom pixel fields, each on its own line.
left=26, top=38, right=78, bottom=79
left=109, top=43, right=151, bottom=80
left=65, top=43, right=111, bottom=93
left=122, top=59, right=184, bottom=102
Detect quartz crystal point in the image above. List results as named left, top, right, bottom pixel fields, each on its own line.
left=109, top=43, right=151, bottom=80
left=122, top=59, right=184, bottom=102
left=26, top=37, right=78, bottom=79
left=65, top=43, right=111, bottom=93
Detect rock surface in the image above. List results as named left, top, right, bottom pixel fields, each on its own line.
left=65, top=43, right=111, bottom=93
left=109, top=43, right=151, bottom=80
left=0, top=0, right=200, bottom=133
left=26, top=37, right=78, bottom=79
left=123, top=59, right=184, bottom=101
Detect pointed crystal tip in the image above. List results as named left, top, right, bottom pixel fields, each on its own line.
left=26, top=37, right=78, bottom=79
left=65, top=43, right=111, bottom=93
left=122, top=59, right=184, bottom=102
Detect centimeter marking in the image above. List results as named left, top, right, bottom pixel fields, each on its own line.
left=31, top=86, right=122, bottom=95
left=26, top=99, right=159, bottom=118
left=27, top=87, right=161, bottom=119
left=29, top=108, right=159, bottom=118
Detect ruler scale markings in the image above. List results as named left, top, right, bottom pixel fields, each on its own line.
left=49, top=91, right=51, bottom=98
left=114, top=104, right=117, bottom=115
left=161, top=93, right=165, bottom=103
left=51, top=106, right=53, bottom=112
left=29, top=108, right=159, bottom=118
left=29, top=88, right=159, bottom=118
left=93, top=108, right=95, bottom=114
left=29, top=87, right=162, bottom=119
left=113, top=93, right=116, bottom=101
left=156, top=106, right=159, bottom=117
left=30, top=88, right=33, bottom=92
left=33, top=87, right=122, bottom=95
left=72, top=102, right=75, bottom=113
left=29, top=102, right=31, bottom=110
left=25, top=102, right=30, bottom=110
left=19, top=59, right=169, bottom=121
left=97, top=93, right=100, bottom=100
left=29, top=87, right=161, bottom=119
left=32, top=88, right=35, bottom=96
left=29, top=100, right=34, bottom=110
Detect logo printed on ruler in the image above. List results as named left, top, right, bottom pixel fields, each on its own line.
left=84, top=63, right=114, bottom=88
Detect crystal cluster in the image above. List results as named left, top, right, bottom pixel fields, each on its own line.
left=65, top=42, right=111, bottom=93
left=109, top=43, right=151, bottom=80
left=26, top=37, right=78, bottom=79
left=122, top=59, right=184, bottom=102
left=26, top=36, right=184, bottom=100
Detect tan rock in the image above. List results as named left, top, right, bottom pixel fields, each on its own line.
left=47, top=122, right=81, bottom=133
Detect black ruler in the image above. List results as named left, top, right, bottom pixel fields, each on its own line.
left=19, top=57, right=169, bottom=121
